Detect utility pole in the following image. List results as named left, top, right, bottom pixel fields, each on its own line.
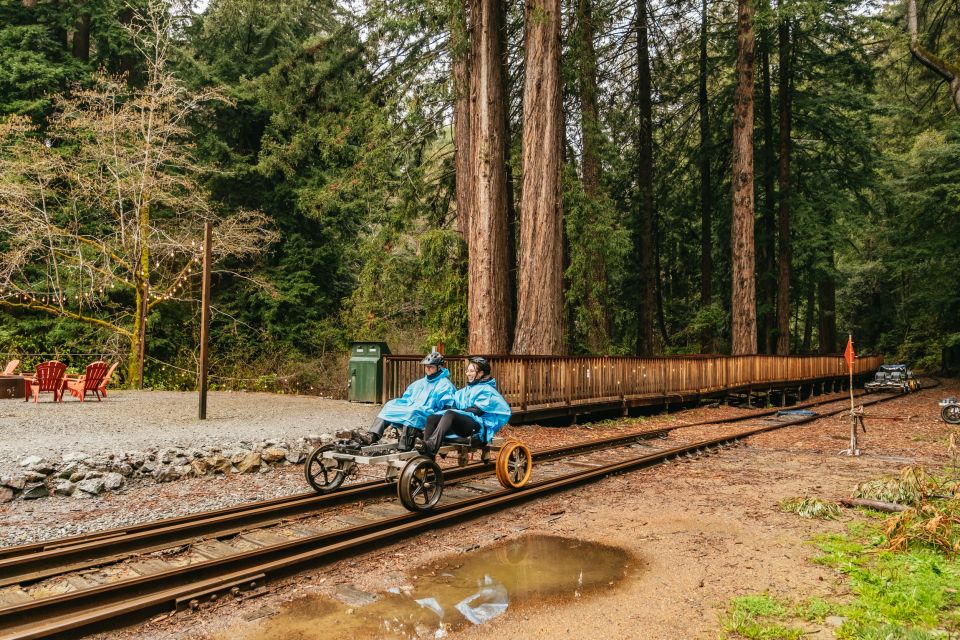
left=198, top=223, right=212, bottom=420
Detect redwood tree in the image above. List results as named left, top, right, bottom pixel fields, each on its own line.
left=635, top=0, right=656, bottom=356
left=467, top=0, right=512, bottom=354
left=775, top=19, right=793, bottom=355
left=513, top=0, right=564, bottom=354
left=730, top=0, right=757, bottom=355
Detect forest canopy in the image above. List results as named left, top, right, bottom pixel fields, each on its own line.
left=0, top=0, right=957, bottom=393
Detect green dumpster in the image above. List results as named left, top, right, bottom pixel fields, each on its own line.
left=348, top=342, right=391, bottom=403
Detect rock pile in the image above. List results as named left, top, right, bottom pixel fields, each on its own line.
left=0, top=434, right=332, bottom=502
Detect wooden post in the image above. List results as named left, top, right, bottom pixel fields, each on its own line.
left=198, top=223, right=212, bottom=420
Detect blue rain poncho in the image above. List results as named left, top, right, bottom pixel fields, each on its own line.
left=378, top=368, right=456, bottom=430
left=445, top=378, right=512, bottom=443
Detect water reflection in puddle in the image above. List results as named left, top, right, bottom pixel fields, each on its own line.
left=235, top=535, right=633, bottom=640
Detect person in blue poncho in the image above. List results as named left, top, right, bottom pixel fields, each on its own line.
left=421, top=356, right=511, bottom=458
left=350, top=351, right=456, bottom=449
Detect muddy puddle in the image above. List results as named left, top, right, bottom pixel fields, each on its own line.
left=233, top=535, right=634, bottom=639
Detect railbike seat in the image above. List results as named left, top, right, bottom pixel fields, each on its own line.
left=441, top=434, right=485, bottom=448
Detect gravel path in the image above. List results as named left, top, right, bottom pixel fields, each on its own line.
left=0, top=390, right=379, bottom=475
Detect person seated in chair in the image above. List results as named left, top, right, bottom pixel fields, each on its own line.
left=421, top=356, right=511, bottom=458
left=350, top=351, right=455, bottom=449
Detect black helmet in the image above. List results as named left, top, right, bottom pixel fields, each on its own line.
left=467, top=356, right=491, bottom=376
left=421, top=351, right=445, bottom=367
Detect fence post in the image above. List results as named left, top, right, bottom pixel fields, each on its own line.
left=520, top=357, right=528, bottom=411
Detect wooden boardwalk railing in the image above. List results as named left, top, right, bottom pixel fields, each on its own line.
left=383, top=354, right=884, bottom=423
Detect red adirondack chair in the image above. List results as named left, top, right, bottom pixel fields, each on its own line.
left=65, top=361, right=110, bottom=402
left=24, top=361, right=67, bottom=402
left=97, top=362, right=119, bottom=398
left=2, top=359, right=18, bottom=375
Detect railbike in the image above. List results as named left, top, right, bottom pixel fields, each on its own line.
left=303, top=426, right=533, bottom=512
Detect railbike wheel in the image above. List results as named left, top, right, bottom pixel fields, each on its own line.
left=397, top=456, right=444, bottom=512
left=495, top=441, right=532, bottom=490
left=304, top=444, right=348, bottom=493
left=942, top=404, right=960, bottom=425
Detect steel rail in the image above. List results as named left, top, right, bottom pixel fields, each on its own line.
left=0, top=387, right=917, bottom=640
left=0, top=388, right=872, bottom=585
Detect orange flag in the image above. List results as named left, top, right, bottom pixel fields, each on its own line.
left=844, top=335, right=855, bottom=372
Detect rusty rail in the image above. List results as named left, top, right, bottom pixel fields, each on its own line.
left=383, top=354, right=884, bottom=420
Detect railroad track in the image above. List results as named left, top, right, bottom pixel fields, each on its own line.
left=0, top=387, right=919, bottom=640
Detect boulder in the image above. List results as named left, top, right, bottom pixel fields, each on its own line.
left=84, top=470, right=103, bottom=479
left=30, top=463, right=56, bottom=476
left=234, top=452, right=261, bottom=474
left=285, top=449, right=304, bottom=465
left=77, top=478, right=106, bottom=496
left=1, top=476, right=26, bottom=491
left=152, top=466, right=180, bottom=483
left=190, top=458, right=211, bottom=476
left=0, top=487, right=14, bottom=503
left=18, top=455, right=44, bottom=467
left=103, top=473, right=125, bottom=491
left=69, top=472, right=86, bottom=483
left=22, top=471, right=48, bottom=483
left=53, top=480, right=76, bottom=497
left=116, top=463, right=134, bottom=477
left=62, top=451, right=91, bottom=463
left=261, top=447, right=287, bottom=464
left=22, top=483, right=50, bottom=500
left=141, top=461, right=157, bottom=474
left=58, top=463, right=80, bottom=479
left=206, top=455, right=232, bottom=475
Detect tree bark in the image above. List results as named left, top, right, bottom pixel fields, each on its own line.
left=775, top=19, right=793, bottom=355
left=730, top=0, right=757, bottom=355
left=514, top=0, right=564, bottom=354
left=452, top=0, right=472, bottom=240
left=577, top=0, right=611, bottom=352
left=802, top=278, right=814, bottom=354
left=72, top=6, right=91, bottom=62
left=635, top=0, right=656, bottom=356
left=818, top=264, right=837, bottom=354
left=907, top=0, right=960, bottom=112
left=698, top=0, right=712, bottom=309
left=759, top=28, right=777, bottom=354
left=468, top=0, right=512, bottom=354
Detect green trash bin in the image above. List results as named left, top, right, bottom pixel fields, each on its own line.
left=348, top=342, right=391, bottom=403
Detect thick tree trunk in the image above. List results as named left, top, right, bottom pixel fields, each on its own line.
left=514, top=0, right=564, bottom=354
left=907, top=0, right=960, bottom=112
left=635, top=0, right=656, bottom=356
left=698, top=0, right=712, bottom=309
left=775, top=20, right=793, bottom=355
left=452, top=2, right=472, bottom=240
left=577, top=0, right=611, bottom=352
left=802, top=280, right=814, bottom=354
left=468, top=0, right=512, bottom=354
left=759, top=29, right=777, bottom=354
left=818, top=266, right=837, bottom=354
left=72, top=7, right=91, bottom=62
left=730, top=0, right=757, bottom=355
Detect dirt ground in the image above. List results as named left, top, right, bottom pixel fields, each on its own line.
left=72, top=379, right=960, bottom=639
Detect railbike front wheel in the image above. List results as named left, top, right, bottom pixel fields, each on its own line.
left=304, top=444, right=349, bottom=493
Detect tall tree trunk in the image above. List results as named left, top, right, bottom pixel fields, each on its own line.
left=818, top=262, right=837, bottom=354
left=698, top=0, right=712, bottom=310
left=468, top=0, right=512, bottom=354
left=72, top=5, right=91, bottom=62
left=514, top=0, right=564, bottom=354
left=577, top=0, right=611, bottom=352
left=802, top=279, right=814, bottom=354
left=759, top=28, right=776, bottom=354
left=452, top=1, right=472, bottom=240
left=635, top=0, right=656, bottom=356
left=907, top=0, right=960, bottom=112
left=730, top=0, right=757, bottom=355
left=775, top=19, right=793, bottom=355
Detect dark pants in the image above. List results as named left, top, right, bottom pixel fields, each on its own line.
left=423, top=410, right=477, bottom=455
left=368, top=417, right=390, bottom=438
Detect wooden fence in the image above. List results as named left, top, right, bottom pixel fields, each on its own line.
left=383, top=354, right=884, bottom=422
